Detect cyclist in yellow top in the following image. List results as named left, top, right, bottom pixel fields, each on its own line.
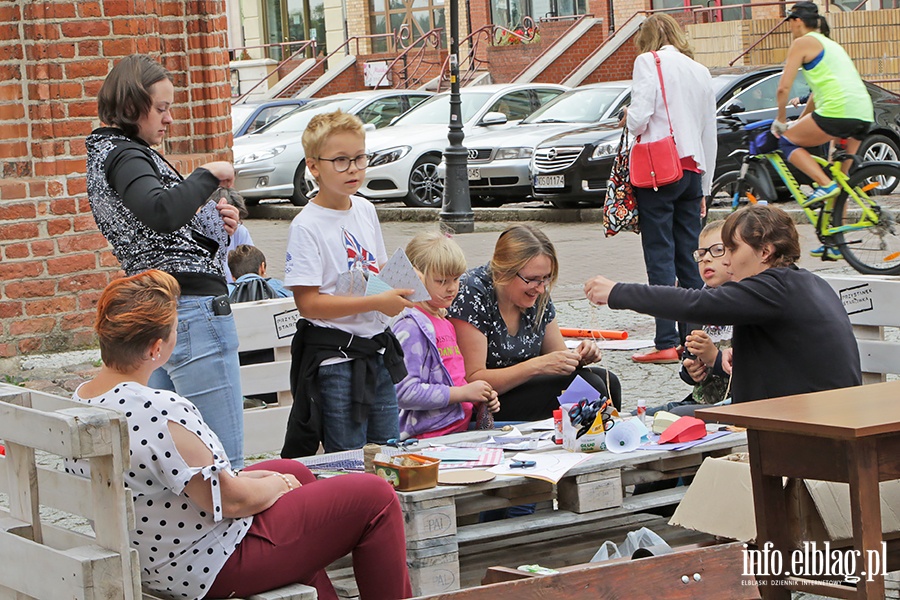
left=773, top=2, right=873, bottom=209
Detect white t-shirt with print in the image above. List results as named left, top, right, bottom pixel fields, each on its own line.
left=284, top=196, right=388, bottom=338
left=67, top=382, right=251, bottom=600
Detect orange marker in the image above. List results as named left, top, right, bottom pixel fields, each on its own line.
left=559, top=328, right=628, bottom=340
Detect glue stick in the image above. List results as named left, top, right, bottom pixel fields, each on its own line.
left=553, top=409, right=563, bottom=444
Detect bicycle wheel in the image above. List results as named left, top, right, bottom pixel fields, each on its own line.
left=831, top=162, right=900, bottom=275
left=709, top=171, right=771, bottom=209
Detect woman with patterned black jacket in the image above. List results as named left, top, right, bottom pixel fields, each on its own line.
left=85, top=54, right=245, bottom=468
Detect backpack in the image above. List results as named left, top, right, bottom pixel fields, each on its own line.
left=229, top=277, right=279, bottom=304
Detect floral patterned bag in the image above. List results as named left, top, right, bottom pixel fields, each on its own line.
left=603, top=129, right=639, bottom=237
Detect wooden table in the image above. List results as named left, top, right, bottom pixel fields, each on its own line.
left=697, top=380, right=900, bottom=600
left=300, top=424, right=747, bottom=597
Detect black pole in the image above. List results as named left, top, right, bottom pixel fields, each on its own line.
left=439, top=0, right=474, bottom=233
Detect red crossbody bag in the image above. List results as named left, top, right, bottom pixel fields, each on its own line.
left=630, top=51, right=683, bottom=191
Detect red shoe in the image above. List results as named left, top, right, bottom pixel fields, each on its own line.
left=631, top=347, right=681, bottom=364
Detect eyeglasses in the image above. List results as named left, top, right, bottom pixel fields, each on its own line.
left=692, top=243, right=726, bottom=263
left=515, top=272, right=552, bottom=288
left=315, top=153, right=372, bottom=172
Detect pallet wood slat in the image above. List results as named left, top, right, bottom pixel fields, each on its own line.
left=418, top=542, right=759, bottom=600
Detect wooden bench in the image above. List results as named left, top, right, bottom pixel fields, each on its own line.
left=232, top=297, right=299, bottom=457
left=822, top=274, right=900, bottom=384
left=0, top=382, right=316, bottom=600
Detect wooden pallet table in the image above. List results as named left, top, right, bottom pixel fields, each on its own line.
left=302, top=424, right=747, bottom=597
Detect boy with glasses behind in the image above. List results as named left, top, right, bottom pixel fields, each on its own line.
left=281, top=111, right=414, bottom=457
left=645, top=220, right=734, bottom=417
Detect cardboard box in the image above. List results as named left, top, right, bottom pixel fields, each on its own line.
left=670, top=454, right=900, bottom=545
left=560, top=403, right=606, bottom=453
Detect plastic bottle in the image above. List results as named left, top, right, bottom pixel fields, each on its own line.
left=636, top=399, right=647, bottom=426
left=553, top=409, right=563, bottom=444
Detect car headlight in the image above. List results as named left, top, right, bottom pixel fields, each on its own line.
left=493, top=147, right=533, bottom=160
left=369, top=146, right=411, bottom=167
left=234, top=146, right=286, bottom=165
left=590, top=141, right=619, bottom=160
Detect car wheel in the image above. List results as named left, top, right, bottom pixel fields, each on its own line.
left=858, top=134, right=899, bottom=164
left=291, top=161, right=312, bottom=207
left=404, top=156, right=444, bottom=208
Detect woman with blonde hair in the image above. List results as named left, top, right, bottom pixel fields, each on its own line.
left=449, top=224, right=621, bottom=421
left=623, top=13, right=718, bottom=365
left=70, top=270, right=411, bottom=600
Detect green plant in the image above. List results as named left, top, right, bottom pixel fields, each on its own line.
left=2, top=374, right=27, bottom=386
left=494, top=26, right=541, bottom=47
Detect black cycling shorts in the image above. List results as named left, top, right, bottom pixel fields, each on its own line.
left=812, top=113, right=872, bottom=141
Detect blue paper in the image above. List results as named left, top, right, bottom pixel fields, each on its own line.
left=557, top=374, right=604, bottom=406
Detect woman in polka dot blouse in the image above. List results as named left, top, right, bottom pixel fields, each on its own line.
left=69, top=270, right=411, bottom=600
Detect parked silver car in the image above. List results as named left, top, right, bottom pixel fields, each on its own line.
left=233, top=90, right=432, bottom=206
left=446, top=82, right=631, bottom=205
left=360, top=83, right=568, bottom=207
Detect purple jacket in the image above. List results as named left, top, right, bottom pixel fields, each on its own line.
left=391, top=308, right=466, bottom=437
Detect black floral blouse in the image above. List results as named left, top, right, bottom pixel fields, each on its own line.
left=448, top=265, right=556, bottom=369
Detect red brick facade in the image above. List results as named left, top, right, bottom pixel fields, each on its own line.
left=0, top=0, right=233, bottom=357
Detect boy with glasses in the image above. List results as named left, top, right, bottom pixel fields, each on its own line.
left=645, top=221, right=734, bottom=417
left=281, top=111, right=414, bottom=457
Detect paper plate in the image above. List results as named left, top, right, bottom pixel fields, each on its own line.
left=438, top=470, right=496, bottom=485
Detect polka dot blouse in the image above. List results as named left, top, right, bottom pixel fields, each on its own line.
left=448, top=264, right=556, bottom=369
left=67, top=382, right=251, bottom=600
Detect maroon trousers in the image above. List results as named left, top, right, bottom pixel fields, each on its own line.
left=206, top=459, right=411, bottom=600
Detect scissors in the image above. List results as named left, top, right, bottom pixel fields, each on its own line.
left=386, top=438, right=419, bottom=448
left=510, top=459, right=536, bottom=469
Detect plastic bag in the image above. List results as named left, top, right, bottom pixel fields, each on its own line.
left=590, top=527, right=672, bottom=562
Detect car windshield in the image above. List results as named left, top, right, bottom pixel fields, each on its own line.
left=256, top=97, right=362, bottom=134
left=392, top=92, right=493, bottom=126
left=231, top=105, right=257, bottom=133
left=523, top=87, right=627, bottom=124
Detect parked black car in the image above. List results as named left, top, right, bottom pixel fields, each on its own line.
left=533, top=67, right=900, bottom=208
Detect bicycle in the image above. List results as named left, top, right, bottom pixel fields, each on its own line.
left=712, top=118, right=900, bottom=275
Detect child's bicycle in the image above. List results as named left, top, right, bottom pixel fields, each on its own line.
left=713, top=118, right=900, bottom=275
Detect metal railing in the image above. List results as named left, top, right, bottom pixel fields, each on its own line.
left=370, top=27, right=445, bottom=89
left=230, top=40, right=317, bottom=105
left=268, top=27, right=419, bottom=99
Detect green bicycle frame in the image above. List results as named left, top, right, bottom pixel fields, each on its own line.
left=757, top=152, right=881, bottom=237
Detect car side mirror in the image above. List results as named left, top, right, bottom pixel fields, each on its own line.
left=721, top=101, right=746, bottom=117
left=479, top=111, right=508, bottom=126
left=363, top=123, right=377, bottom=132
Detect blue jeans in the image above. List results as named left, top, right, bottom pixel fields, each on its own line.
left=318, top=360, right=401, bottom=453
left=635, top=171, right=705, bottom=350
left=149, top=295, right=245, bottom=469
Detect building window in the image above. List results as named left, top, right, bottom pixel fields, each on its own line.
left=492, top=0, right=586, bottom=30
left=263, top=0, right=325, bottom=61
left=369, top=0, right=446, bottom=53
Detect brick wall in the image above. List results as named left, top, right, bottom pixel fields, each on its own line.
left=484, top=20, right=579, bottom=83
left=534, top=20, right=607, bottom=84
left=0, top=0, right=233, bottom=358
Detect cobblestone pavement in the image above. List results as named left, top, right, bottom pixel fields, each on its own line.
left=2, top=207, right=862, bottom=416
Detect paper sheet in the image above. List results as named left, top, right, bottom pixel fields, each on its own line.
left=557, top=374, right=604, bottom=406
left=637, top=430, right=732, bottom=452
left=364, top=273, right=393, bottom=296
left=487, top=451, right=590, bottom=484
left=565, top=339, right=656, bottom=351
left=335, top=269, right=368, bottom=297
left=376, top=248, right=431, bottom=302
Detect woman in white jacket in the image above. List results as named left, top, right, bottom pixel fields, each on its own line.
left=623, top=13, right=717, bottom=364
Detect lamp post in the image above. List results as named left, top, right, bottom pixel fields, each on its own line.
left=439, top=0, right=474, bottom=233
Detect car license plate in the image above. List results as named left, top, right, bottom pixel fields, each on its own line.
left=535, top=174, right=565, bottom=188
left=467, top=168, right=481, bottom=181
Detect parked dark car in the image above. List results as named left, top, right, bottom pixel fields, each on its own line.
left=533, top=67, right=900, bottom=208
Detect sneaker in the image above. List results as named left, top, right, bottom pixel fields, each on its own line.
left=804, top=182, right=839, bottom=205
left=810, top=245, right=843, bottom=261
left=631, top=347, right=681, bottom=364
